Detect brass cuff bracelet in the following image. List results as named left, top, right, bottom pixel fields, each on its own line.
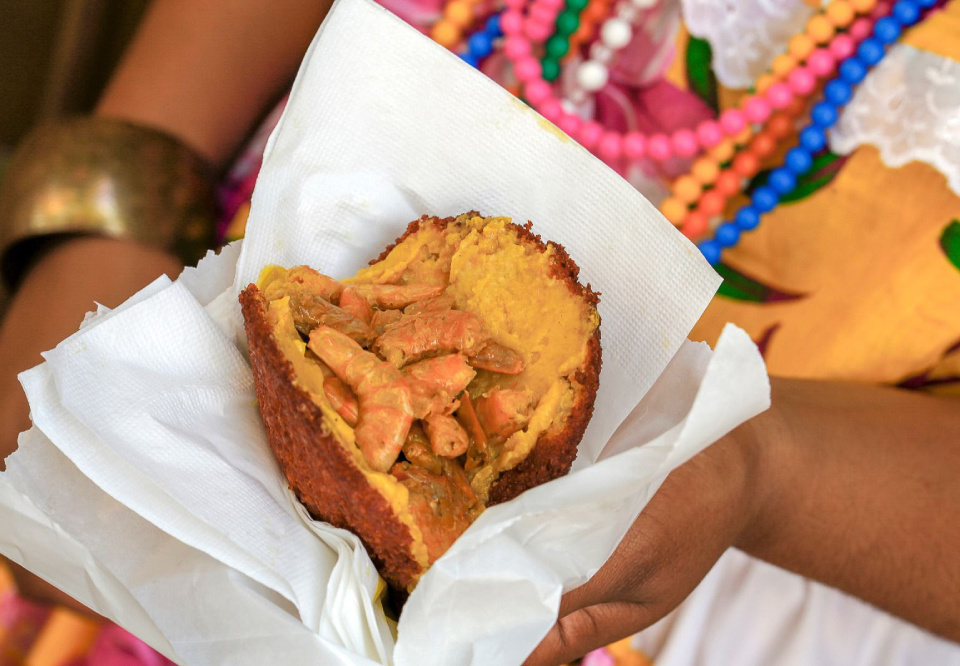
left=0, top=117, right=217, bottom=289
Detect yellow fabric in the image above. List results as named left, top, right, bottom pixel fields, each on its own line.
left=903, top=0, right=960, bottom=58
left=664, top=25, right=689, bottom=89
left=690, top=7, right=960, bottom=390
left=0, top=561, right=13, bottom=595
left=930, top=345, right=960, bottom=380
left=692, top=146, right=960, bottom=383
left=24, top=609, right=99, bottom=666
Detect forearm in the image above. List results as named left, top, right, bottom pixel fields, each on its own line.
left=97, top=0, right=331, bottom=167
left=739, top=377, right=960, bottom=641
left=0, top=238, right=181, bottom=466
left=1, top=0, right=333, bottom=610
left=0, top=238, right=181, bottom=611
left=1, top=0, right=331, bottom=428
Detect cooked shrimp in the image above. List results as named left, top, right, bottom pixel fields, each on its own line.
left=267, top=286, right=371, bottom=345
left=339, top=287, right=374, bottom=325
left=390, top=461, right=479, bottom=562
left=404, top=354, right=476, bottom=418
left=438, top=457, right=477, bottom=505
left=423, top=413, right=469, bottom=458
left=403, top=293, right=456, bottom=316
left=475, top=389, right=536, bottom=439
left=308, top=325, right=414, bottom=472
left=263, top=266, right=343, bottom=303
left=401, top=423, right=443, bottom=475
left=263, top=268, right=378, bottom=344
left=455, top=392, right=488, bottom=455
left=469, top=342, right=525, bottom=375
left=305, top=348, right=334, bottom=376
left=371, top=309, right=403, bottom=336
left=374, top=310, right=488, bottom=367
left=352, top=283, right=445, bottom=309
left=323, top=376, right=359, bottom=426
left=295, top=298, right=377, bottom=346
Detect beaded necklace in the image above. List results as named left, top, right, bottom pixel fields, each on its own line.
left=460, top=14, right=504, bottom=66
left=502, top=0, right=881, bottom=162
left=668, top=5, right=886, bottom=239
left=567, top=0, right=658, bottom=107
left=698, top=0, right=937, bottom=265
left=430, top=0, right=939, bottom=265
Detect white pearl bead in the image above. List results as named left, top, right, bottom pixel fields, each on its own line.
left=617, top=4, right=638, bottom=22
left=576, top=60, right=609, bottom=92
left=601, top=18, right=632, bottom=49
left=630, top=0, right=656, bottom=7
left=589, top=42, right=613, bottom=64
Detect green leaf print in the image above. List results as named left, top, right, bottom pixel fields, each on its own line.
left=747, top=152, right=847, bottom=204
left=941, top=220, right=960, bottom=271
left=685, top=37, right=719, bottom=114
left=715, top=263, right=805, bottom=303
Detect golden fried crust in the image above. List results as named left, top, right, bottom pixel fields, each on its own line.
left=376, top=214, right=603, bottom=505
left=488, top=333, right=601, bottom=504
left=240, top=285, right=422, bottom=590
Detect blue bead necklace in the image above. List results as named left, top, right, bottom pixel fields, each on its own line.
left=460, top=14, right=504, bottom=68
left=450, top=1, right=939, bottom=267
left=698, top=0, right=938, bottom=266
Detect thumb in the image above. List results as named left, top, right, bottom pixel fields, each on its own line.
left=523, top=601, right=654, bottom=666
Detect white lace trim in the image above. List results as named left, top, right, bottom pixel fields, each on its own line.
left=676, top=0, right=960, bottom=196
left=679, top=0, right=817, bottom=89
left=830, top=44, right=960, bottom=197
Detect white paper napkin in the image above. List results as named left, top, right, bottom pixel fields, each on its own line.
left=0, top=0, right=770, bottom=662
left=0, top=244, right=766, bottom=664
left=234, top=0, right=724, bottom=463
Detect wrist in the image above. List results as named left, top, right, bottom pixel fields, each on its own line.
left=662, top=414, right=768, bottom=553
left=0, top=117, right=215, bottom=291
left=731, top=376, right=796, bottom=557
left=13, top=235, right=182, bottom=302
left=2, top=235, right=182, bottom=343
left=711, top=414, right=769, bottom=549
left=0, top=236, right=181, bottom=466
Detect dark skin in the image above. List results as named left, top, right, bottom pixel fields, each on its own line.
left=2, top=0, right=958, bottom=658
left=0, top=238, right=182, bottom=611
left=3, top=0, right=332, bottom=470
left=526, top=379, right=960, bottom=664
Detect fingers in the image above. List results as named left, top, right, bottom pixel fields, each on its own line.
left=528, top=437, right=755, bottom=666
left=557, top=577, right=604, bottom=617
left=556, top=513, right=663, bottom=617
left=523, top=602, right=654, bottom=666
left=557, top=442, right=752, bottom=619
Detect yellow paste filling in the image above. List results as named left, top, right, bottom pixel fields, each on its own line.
left=260, top=214, right=598, bottom=570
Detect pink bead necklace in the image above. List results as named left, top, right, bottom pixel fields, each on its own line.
left=501, top=0, right=881, bottom=165
left=667, top=1, right=890, bottom=231
left=565, top=0, right=657, bottom=107
left=519, top=0, right=565, bottom=42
